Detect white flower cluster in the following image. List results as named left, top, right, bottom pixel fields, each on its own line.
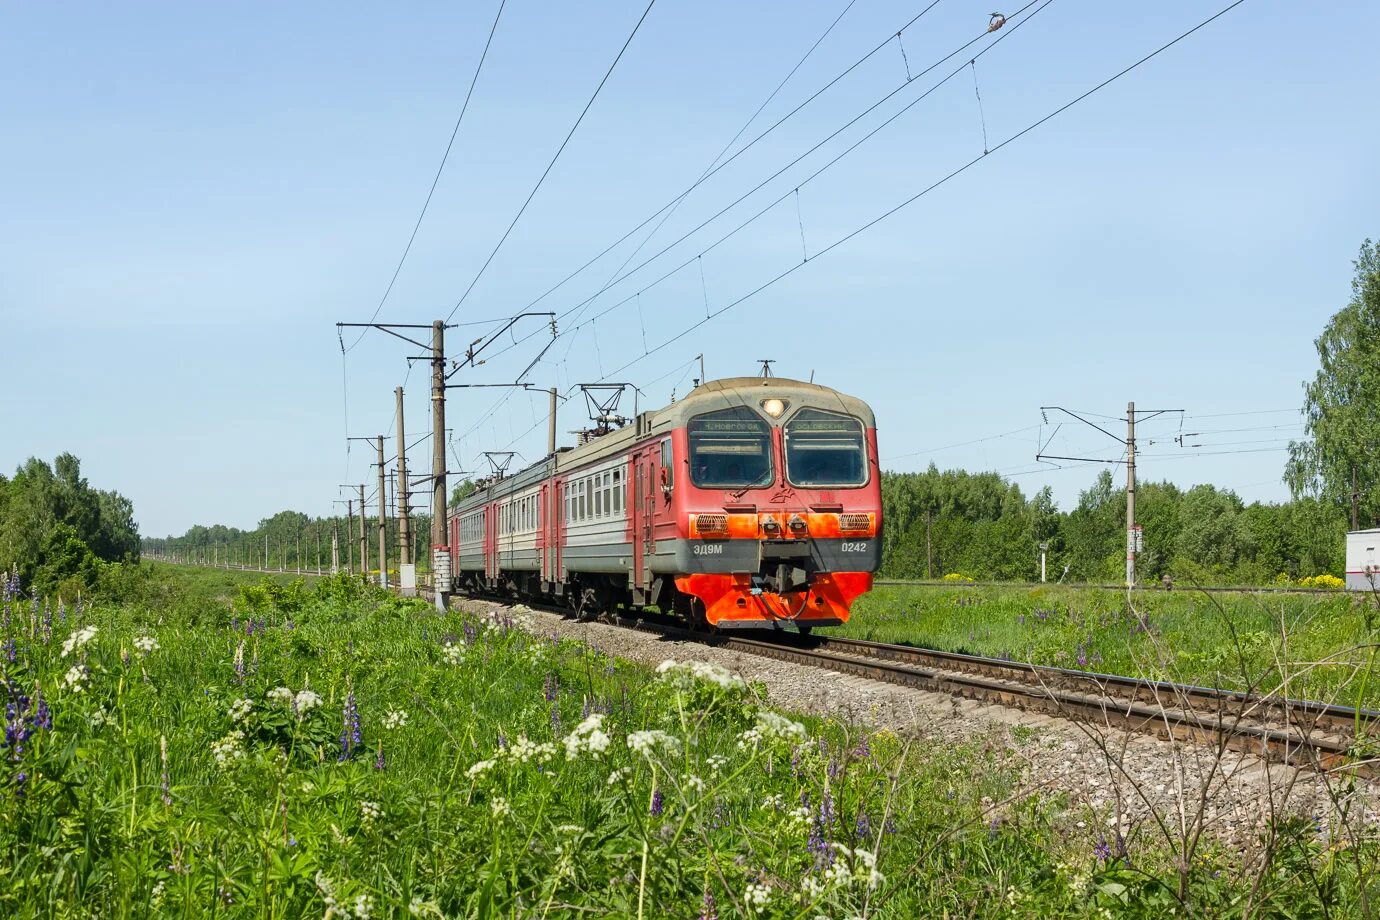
left=441, top=644, right=466, bottom=665
left=267, top=686, right=323, bottom=717
left=507, top=734, right=556, bottom=765
left=61, top=625, right=98, bottom=658
left=627, top=729, right=681, bottom=759
left=743, top=881, right=772, bottom=914
left=90, top=707, right=111, bottom=728
left=787, top=805, right=812, bottom=829
left=707, top=754, right=729, bottom=772
left=738, top=710, right=807, bottom=750
left=359, top=800, right=383, bottom=825
left=466, top=759, right=496, bottom=780
left=62, top=664, right=89, bottom=693
left=317, top=872, right=373, bottom=920
left=210, top=730, right=246, bottom=768
left=606, top=767, right=630, bottom=787
left=655, top=659, right=747, bottom=692
left=822, top=843, right=885, bottom=892
left=683, top=774, right=706, bottom=793
left=382, top=709, right=409, bottom=730
left=133, top=635, right=159, bottom=654
left=760, top=794, right=787, bottom=812
left=563, top=714, right=611, bottom=759
left=490, top=797, right=511, bottom=819
left=228, top=699, right=254, bottom=723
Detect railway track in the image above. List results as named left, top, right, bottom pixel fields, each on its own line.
left=586, top=610, right=1379, bottom=777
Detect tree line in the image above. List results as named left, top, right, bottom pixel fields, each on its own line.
left=0, top=453, right=140, bottom=596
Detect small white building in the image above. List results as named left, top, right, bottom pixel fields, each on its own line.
left=1347, top=528, right=1380, bottom=591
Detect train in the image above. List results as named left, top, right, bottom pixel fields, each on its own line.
left=447, top=376, right=881, bottom=631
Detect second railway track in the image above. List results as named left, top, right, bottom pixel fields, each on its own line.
left=558, top=605, right=1377, bottom=777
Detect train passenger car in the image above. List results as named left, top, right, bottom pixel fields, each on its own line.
left=449, top=376, right=881, bottom=630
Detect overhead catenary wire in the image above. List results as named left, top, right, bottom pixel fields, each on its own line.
left=443, top=0, right=658, bottom=325
left=586, top=0, right=1250, bottom=391
left=344, top=0, right=508, bottom=353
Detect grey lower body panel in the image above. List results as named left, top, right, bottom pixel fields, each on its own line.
left=651, top=538, right=881, bottom=574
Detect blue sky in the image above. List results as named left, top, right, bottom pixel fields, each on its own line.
left=2, top=0, right=1376, bottom=537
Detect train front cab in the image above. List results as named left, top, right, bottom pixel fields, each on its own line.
left=652, top=379, right=881, bottom=630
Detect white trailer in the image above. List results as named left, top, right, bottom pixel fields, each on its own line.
left=1347, top=528, right=1380, bottom=591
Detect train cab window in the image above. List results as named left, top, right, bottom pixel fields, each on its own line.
left=688, top=407, right=773, bottom=489
left=784, top=408, right=867, bottom=488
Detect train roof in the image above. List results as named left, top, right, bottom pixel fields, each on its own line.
left=451, top=376, right=874, bottom=516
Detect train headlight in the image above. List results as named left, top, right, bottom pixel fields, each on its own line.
left=761, top=398, right=788, bottom=418
left=788, top=514, right=807, bottom=534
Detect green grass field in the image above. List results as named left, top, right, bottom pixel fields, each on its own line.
left=3, top=566, right=1377, bottom=916
left=844, top=584, right=1380, bottom=708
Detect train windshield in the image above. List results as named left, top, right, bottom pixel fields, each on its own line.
left=784, top=409, right=867, bottom=487
left=688, top=407, right=774, bottom=488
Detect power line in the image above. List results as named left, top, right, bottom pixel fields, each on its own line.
left=883, top=425, right=1041, bottom=462
left=344, top=0, right=508, bottom=353
left=590, top=0, right=1250, bottom=389
left=444, top=0, right=658, bottom=325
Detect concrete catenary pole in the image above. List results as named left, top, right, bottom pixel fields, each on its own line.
left=376, top=435, right=389, bottom=589
left=1126, top=401, right=1136, bottom=589
left=357, top=484, right=368, bottom=578
left=548, top=386, right=558, bottom=456
left=396, top=386, right=412, bottom=567
left=345, top=502, right=353, bottom=573
left=332, top=522, right=340, bottom=574
left=431, top=320, right=449, bottom=611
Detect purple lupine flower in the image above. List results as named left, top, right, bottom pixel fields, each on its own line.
left=4, top=638, right=15, bottom=663
left=709, top=800, right=729, bottom=829
left=698, top=890, right=718, bottom=920
left=853, top=734, right=872, bottom=760
left=56, top=600, right=66, bottom=624
left=338, top=689, right=362, bottom=761
left=581, top=696, right=591, bottom=720
left=1093, top=835, right=1112, bottom=862
left=374, top=743, right=386, bottom=771
left=855, top=811, right=871, bottom=840
left=231, top=616, right=239, bottom=633
left=543, top=673, right=558, bottom=702
left=463, top=620, right=478, bottom=645
left=549, top=705, right=561, bottom=737
left=827, top=757, right=841, bottom=781
left=497, top=731, right=508, bottom=750
left=1076, top=643, right=1088, bottom=668
left=14, top=771, right=27, bottom=799
left=650, top=788, right=663, bottom=817
left=820, top=792, right=834, bottom=826
left=32, top=690, right=50, bottom=731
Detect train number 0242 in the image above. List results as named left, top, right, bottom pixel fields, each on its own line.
left=841, top=541, right=869, bottom=553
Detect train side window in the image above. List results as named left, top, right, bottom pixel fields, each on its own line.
left=613, top=469, right=623, bottom=514
left=660, top=439, right=674, bottom=490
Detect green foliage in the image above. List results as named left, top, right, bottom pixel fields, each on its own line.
left=1288, top=237, right=1380, bottom=527
left=0, top=453, right=140, bottom=596
left=3, top=570, right=1377, bottom=916
left=451, top=478, right=478, bottom=505
left=845, top=584, right=1380, bottom=706
left=880, top=466, right=1348, bottom=586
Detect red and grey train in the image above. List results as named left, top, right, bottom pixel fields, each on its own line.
left=447, top=377, right=881, bottom=630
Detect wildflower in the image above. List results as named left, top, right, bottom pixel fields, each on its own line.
left=382, top=709, right=408, bottom=730
left=656, top=659, right=747, bottom=692
left=60, top=625, right=98, bottom=658
left=293, top=689, right=323, bottom=714
left=743, top=881, right=771, bottom=914
left=684, top=774, right=706, bottom=793
left=466, top=759, right=497, bottom=780
left=506, top=734, right=556, bottom=765
left=160, top=735, right=172, bottom=806
left=606, top=767, right=629, bottom=786
left=543, top=672, right=559, bottom=702
left=490, top=797, right=511, bottom=819
left=210, top=730, right=246, bottom=768
left=563, top=713, right=612, bottom=759
left=627, top=729, right=681, bottom=758
left=707, top=754, right=729, bottom=772
left=1093, top=835, right=1112, bottom=862
left=338, top=689, right=361, bottom=761
left=267, top=686, right=293, bottom=705
left=699, top=890, right=718, bottom=920
left=352, top=894, right=372, bottom=919
left=233, top=641, right=245, bottom=681
left=359, top=800, right=383, bottom=825
left=755, top=710, right=807, bottom=742
left=650, top=787, right=664, bottom=817
left=228, top=699, right=254, bottom=723
left=441, top=643, right=466, bottom=665
left=150, top=880, right=166, bottom=909
left=62, top=664, right=89, bottom=693
left=134, top=635, right=159, bottom=654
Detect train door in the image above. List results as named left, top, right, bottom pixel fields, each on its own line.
left=632, top=451, right=652, bottom=591
left=485, top=503, right=498, bottom=583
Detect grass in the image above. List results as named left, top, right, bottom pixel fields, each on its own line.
left=844, top=584, right=1380, bottom=708
left=2, top=566, right=1378, bottom=916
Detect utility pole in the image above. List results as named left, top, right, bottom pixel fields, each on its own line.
left=1126, top=401, right=1137, bottom=590
left=346, top=503, right=353, bottom=573
left=549, top=386, right=559, bottom=456
left=332, top=521, right=340, bottom=574
left=263, top=534, right=268, bottom=571
left=296, top=532, right=301, bottom=575
left=316, top=528, right=322, bottom=575
left=396, top=387, right=412, bottom=567
left=1037, top=402, right=1181, bottom=591
left=357, top=484, right=368, bottom=578
left=376, top=435, right=388, bottom=589
left=431, top=319, right=449, bottom=611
